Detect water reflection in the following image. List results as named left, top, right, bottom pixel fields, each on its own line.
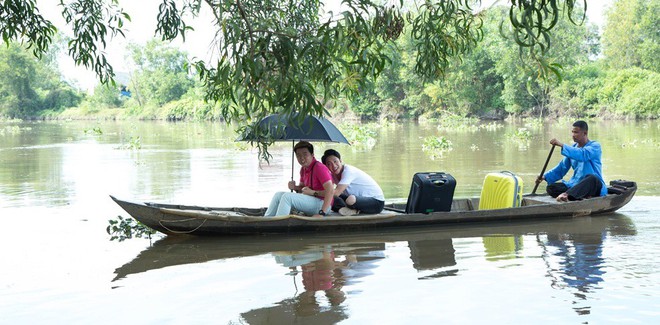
left=114, top=216, right=636, bottom=282
left=408, top=239, right=458, bottom=279
left=482, top=235, right=523, bottom=261
left=538, top=214, right=637, bottom=316
left=243, top=250, right=352, bottom=323
left=112, top=215, right=637, bottom=322
left=243, top=245, right=386, bottom=324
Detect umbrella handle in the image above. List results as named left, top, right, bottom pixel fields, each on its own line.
left=291, top=141, right=295, bottom=192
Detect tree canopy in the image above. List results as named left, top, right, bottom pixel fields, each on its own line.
left=0, top=43, right=81, bottom=118
left=602, top=0, right=659, bottom=73
left=2, top=0, right=589, bottom=153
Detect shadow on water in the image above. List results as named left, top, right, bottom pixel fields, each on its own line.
left=112, top=213, right=636, bottom=322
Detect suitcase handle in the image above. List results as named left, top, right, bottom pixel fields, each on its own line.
left=500, top=170, right=521, bottom=207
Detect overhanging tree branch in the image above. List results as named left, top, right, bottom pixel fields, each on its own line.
left=1, top=0, right=589, bottom=158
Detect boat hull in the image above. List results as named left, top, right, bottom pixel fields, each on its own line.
left=110, top=180, right=636, bottom=236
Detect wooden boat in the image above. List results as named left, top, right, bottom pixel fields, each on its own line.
left=110, top=180, right=636, bottom=236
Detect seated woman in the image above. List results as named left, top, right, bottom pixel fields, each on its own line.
left=320, top=149, right=385, bottom=216
left=264, top=141, right=334, bottom=217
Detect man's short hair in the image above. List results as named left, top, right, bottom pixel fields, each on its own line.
left=294, top=141, right=314, bottom=154
left=321, top=149, right=341, bottom=165
left=573, top=120, right=588, bottom=132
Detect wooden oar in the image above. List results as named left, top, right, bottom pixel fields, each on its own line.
left=531, top=145, right=556, bottom=195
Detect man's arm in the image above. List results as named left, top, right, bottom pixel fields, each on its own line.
left=303, top=183, right=346, bottom=197
left=544, top=157, right=571, bottom=184
left=562, top=141, right=601, bottom=162
left=333, top=184, right=348, bottom=196
left=321, top=180, right=334, bottom=213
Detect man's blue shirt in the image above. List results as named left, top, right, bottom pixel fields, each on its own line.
left=544, top=140, right=607, bottom=197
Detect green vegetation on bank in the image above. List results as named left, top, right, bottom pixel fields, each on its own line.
left=0, top=42, right=82, bottom=118
left=1, top=0, right=658, bottom=123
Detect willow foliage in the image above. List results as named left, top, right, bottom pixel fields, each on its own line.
left=1, top=0, right=587, bottom=155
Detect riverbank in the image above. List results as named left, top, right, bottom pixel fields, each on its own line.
left=22, top=102, right=659, bottom=124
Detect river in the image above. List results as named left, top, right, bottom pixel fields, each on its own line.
left=1, top=119, right=659, bottom=323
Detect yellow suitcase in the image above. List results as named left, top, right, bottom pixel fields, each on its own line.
left=479, top=171, right=523, bottom=210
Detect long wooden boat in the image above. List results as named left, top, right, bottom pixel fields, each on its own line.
left=110, top=180, right=636, bottom=236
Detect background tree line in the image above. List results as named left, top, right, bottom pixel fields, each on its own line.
left=0, top=38, right=82, bottom=118
left=1, top=0, right=657, bottom=121
left=342, top=0, right=658, bottom=120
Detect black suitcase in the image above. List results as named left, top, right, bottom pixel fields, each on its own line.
left=405, top=172, right=456, bottom=213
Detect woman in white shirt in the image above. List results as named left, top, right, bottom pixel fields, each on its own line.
left=321, top=149, right=385, bottom=216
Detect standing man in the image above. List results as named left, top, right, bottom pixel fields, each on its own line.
left=265, top=141, right=334, bottom=217
left=536, top=120, right=607, bottom=202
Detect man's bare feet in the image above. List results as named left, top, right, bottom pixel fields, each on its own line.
left=556, top=192, right=569, bottom=202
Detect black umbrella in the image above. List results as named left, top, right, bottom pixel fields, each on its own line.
left=238, top=113, right=350, bottom=181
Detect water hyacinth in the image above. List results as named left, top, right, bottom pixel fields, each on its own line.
left=434, top=115, right=480, bottom=132
left=525, top=118, right=544, bottom=129
left=340, top=123, right=378, bottom=150
left=107, top=215, right=157, bottom=242
left=507, top=128, right=532, bottom=141
left=83, top=126, right=103, bottom=135
left=480, top=122, right=503, bottom=131
left=422, top=135, right=453, bottom=160
left=116, top=136, right=142, bottom=150
left=0, top=125, right=22, bottom=136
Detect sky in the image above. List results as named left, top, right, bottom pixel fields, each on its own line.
left=44, top=0, right=613, bottom=91
left=45, top=1, right=216, bottom=90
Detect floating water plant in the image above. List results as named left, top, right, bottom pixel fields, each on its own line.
left=116, top=136, right=142, bottom=150
left=83, top=126, right=103, bottom=135
left=0, top=125, right=21, bottom=136
left=107, top=215, right=157, bottom=241
left=434, top=115, right=480, bottom=132
left=340, top=123, right=378, bottom=149
left=507, top=128, right=532, bottom=141
left=481, top=122, right=503, bottom=131
left=422, top=135, right=453, bottom=159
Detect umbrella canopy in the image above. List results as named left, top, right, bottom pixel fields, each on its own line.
left=238, top=113, right=350, bottom=181
left=238, top=113, right=349, bottom=144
